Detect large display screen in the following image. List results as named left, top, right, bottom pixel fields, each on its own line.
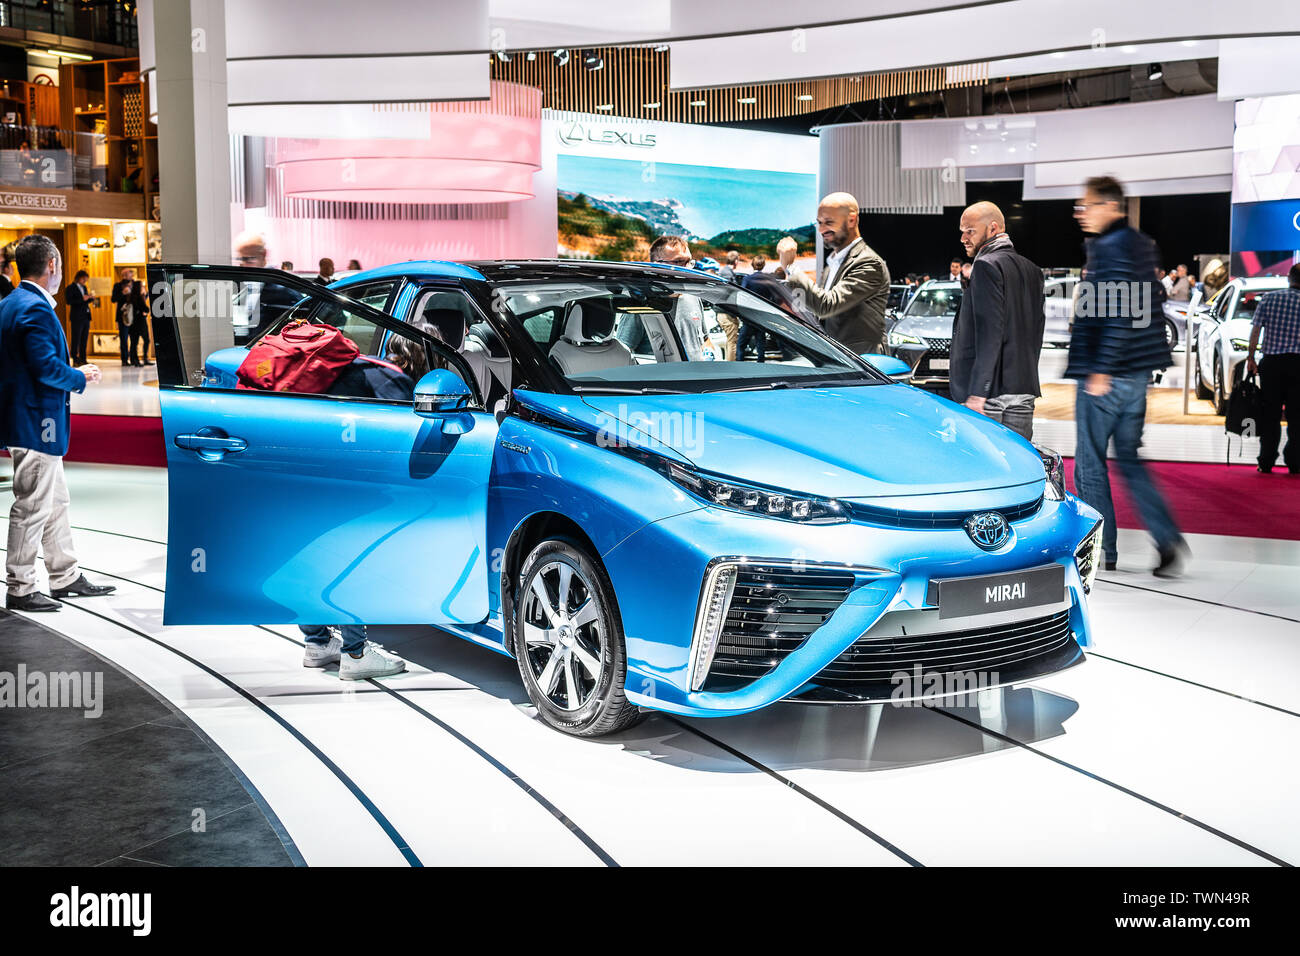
left=549, top=115, right=819, bottom=266
left=1230, top=95, right=1300, bottom=277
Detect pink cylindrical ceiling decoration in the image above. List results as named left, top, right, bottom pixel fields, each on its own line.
left=269, top=82, right=542, bottom=204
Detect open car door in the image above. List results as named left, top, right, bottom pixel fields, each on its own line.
left=147, top=264, right=496, bottom=628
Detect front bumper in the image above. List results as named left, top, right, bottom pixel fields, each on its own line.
left=602, top=489, right=1100, bottom=718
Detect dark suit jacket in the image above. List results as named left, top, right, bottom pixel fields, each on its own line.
left=66, top=282, right=93, bottom=323
left=784, top=239, right=891, bottom=352
left=0, top=282, right=87, bottom=456
left=112, top=279, right=148, bottom=329
left=949, top=238, right=1045, bottom=403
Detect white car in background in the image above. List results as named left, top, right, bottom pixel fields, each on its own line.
left=1043, top=275, right=1076, bottom=348
left=1194, top=275, right=1289, bottom=415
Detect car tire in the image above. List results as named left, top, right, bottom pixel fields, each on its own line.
left=1164, top=318, right=1178, bottom=350
left=512, top=537, right=644, bottom=737
left=1195, top=368, right=1213, bottom=401
left=1213, top=356, right=1228, bottom=416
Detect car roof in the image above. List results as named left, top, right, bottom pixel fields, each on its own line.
left=916, top=279, right=961, bottom=290
left=331, top=260, right=487, bottom=285
left=333, top=258, right=733, bottom=287
left=1232, top=276, right=1290, bottom=289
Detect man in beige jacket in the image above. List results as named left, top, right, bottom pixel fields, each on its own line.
left=779, top=192, right=891, bottom=353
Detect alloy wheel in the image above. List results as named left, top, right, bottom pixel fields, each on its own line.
left=519, top=559, right=604, bottom=711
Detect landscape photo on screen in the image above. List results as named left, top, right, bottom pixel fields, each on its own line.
left=556, top=153, right=817, bottom=267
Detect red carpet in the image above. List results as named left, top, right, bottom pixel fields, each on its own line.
left=66, top=415, right=166, bottom=468
left=1064, top=457, right=1300, bottom=541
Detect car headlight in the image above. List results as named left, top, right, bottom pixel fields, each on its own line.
left=1230, top=338, right=1251, bottom=351
left=1035, top=444, right=1066, bottom=501
left=665, top=462, right=849, bottom=524
left=1075, top=519, right=1104, bottom=593
left=887, top=330, right=924, bottom=347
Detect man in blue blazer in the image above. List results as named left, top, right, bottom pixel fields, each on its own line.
left=1, top=234, right=116, bottom=612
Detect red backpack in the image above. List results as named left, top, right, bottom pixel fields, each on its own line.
left=237, top=320, right=360, bottom=393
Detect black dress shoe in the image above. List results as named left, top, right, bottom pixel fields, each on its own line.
left=1258, top=465, right=1273, bottom=474
left=1153, top=541, right=1190, bottom=579
left=50, top=575, right=116, bottom=598
left=1103, top=560, right=1117, bottom=572
left=6, top=592, right=61, bottom=612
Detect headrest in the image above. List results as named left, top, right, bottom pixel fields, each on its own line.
left=564, top=299, right=616, bottom=343
left=422, top=307, right=467, bottom=351
left=467, top=320, right=508, bottom=358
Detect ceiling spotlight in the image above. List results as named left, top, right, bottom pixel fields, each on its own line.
left=553, top=48, right=569, bottom=66
left=797, top=93, right=813, bottom=101
left=1147, top=62, right=1163, bottom=81
left=582, top=50, right=604, bottom=71
left=643, top=101, right=661, bottom=109
left=596, top=103, right=614, bottom=110
left=526, top=51, right=536, bottom=61
left=653, top=44, right=670, bottom=52
left=738, top=96, right=756, bottom=104
left=494, top=50, right=511, bottom=63
left=689, top=99, right=707, bottom=107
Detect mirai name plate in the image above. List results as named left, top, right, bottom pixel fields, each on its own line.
left=934, top=564, right=1064, bottom=619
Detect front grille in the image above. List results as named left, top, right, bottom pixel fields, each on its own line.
left=703, top=564, right=855, bottom=690
left=924, top=336, right=952, bottom=357
left=845, top=496, right=1042, bottom=529
left=812, top=609, right=1073, bottom=689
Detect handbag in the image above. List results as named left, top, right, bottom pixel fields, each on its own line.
left=236, top=319, right=359, bottom=393
left=1224, top=369, right=1262, bottom=437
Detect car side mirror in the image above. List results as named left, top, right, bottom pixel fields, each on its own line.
left=860, top=353, right=913, bottom=382
left=414, top=368, right=472, bottom=417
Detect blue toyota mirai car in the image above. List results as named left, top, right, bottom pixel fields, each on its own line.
left=147, top=260, right=1102, bottom=737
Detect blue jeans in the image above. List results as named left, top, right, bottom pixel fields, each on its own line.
left=1074, top=374, right=1181, bottom=561
left=300, top=624, right=366, bottom=654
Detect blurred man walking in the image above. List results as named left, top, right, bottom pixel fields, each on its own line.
left=1068, top=176, right=1186, bottom=578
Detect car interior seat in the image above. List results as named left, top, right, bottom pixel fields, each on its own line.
left=548, top=299, right=636, bottom=376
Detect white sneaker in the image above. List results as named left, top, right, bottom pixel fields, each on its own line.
left=303, top=634, right=342, bottom=668
left=338, top=642, right=407, bottom=681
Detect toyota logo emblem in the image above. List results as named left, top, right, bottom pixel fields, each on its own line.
left=964, top=512, right=1010, bottom=550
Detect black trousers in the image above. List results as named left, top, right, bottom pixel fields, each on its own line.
left=117, top=319, right=131, bottom=364
left=127, top=319, right=150, bottom=365
left=69, top=316, right=91, bottom=366
left=1258, top=352, right=1300, bottom=471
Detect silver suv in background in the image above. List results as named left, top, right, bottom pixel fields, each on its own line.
left=884, top=279, right=962, bottom=388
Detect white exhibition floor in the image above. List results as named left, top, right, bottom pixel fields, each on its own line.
left=2, top=463, right=1298, bottom=866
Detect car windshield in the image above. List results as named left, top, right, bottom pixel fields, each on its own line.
left=494, top=276, right=884, bottom=393
left=1233, top=287, right=1285, bottom=321
left=904, top=285, right=962, bottom=318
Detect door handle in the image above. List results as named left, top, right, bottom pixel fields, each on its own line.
left=175, top=428, right=248, bottom=461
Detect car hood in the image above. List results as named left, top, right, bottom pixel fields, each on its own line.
left=580, top=384, right=1044, bottom=499
left=894, top=313, right=956, bottom=339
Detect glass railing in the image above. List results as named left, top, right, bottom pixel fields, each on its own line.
left=0, top=1, right=137, bottom=48
left=0, top=124, right=152, bottom=194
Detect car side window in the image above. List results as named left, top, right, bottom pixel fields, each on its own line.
left=155, top=270, right=458, bottom=405
left=341, top=279, right=398, bottom=313
left=226, top=276, right=315, bottom=346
